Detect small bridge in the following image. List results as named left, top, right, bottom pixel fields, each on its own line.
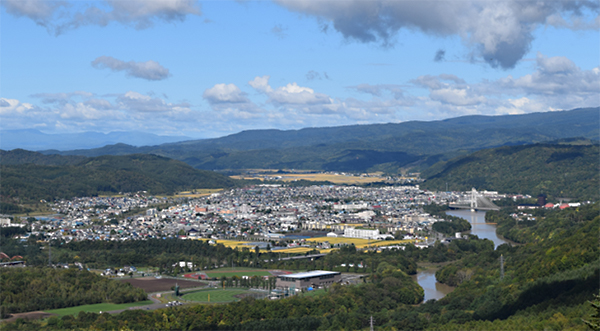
left=449, top=188, right=500, bottom=211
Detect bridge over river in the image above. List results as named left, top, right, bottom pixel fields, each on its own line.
left=449, top=188, right=500, bottom=211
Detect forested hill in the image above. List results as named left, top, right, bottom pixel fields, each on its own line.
left=421, top=142, right=599, bottom=200
left=0, top=151, right=238, bottom=209
left=0, top=149, right=87, bottom=166
left=40, top=107, right=599, bottom=172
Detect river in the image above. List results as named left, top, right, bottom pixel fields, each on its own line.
left=412, top=269, right=455, bottom=302
left=415, top=209, right=507, bottom=301
left=446, top=210, right=509, bottom=249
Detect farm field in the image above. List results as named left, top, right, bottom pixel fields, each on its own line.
left=120, top=277, right=206, bottom=293
left=45, top=301, right=153, bottom=317
left=181, top=289, right=261, bottom=303
left=271, top=247, right=317, bottom=254
left=170, top=189, right=224, bottom=198
left=306, top=237, right=374, bottom=245
left=231, top=172, right=386, bottom=184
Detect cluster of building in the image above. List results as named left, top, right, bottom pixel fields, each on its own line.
left=8, top=185, right=517, bottom=246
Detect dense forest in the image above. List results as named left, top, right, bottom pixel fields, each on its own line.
left=0, top=151, right=238, bottom=212
left=422, top=142, right=599, bottom=200
left=3, top=202, right=596, bottom=330
left=0, top=268, right=146, bottom=318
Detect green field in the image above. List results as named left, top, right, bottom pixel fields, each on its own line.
left=204, top=268, right=272, bottom=278
left=45, top=301, right=153, bottom=317
left=181, top=289, right=256, bottom=303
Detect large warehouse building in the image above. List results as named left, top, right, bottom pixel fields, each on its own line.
left=276, top=270, right=341, bottom=290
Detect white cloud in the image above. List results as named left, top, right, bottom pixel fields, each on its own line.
left=248, top=76, right=273, bottom=93
left=91, top=56, right=170, bottom=81
left=249, top=76, right=334, bottom=113
left=0, top=98, right=35, bottom=115
left=203, top=84, right=249, bottom=104
left=498, top=53, right=600, bottom=96
left=117, top=91, right=189, bottom=112
left=409, top=53, right=599, bottom=116
left=2, top=0, right=201, bottom=35
left=0, top=91, right=201, bottom=134
left=274, top=0, right=599, bottom=68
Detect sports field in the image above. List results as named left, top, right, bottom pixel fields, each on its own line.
left=181, top=289, right=252, bottom=303
left=45, top=301, right=153, bottom=317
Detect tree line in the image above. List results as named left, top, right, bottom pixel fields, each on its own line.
left=0, top=267, right=146, bottom=318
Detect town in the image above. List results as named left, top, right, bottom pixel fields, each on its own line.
left=3, top=184, right=521, bottom=252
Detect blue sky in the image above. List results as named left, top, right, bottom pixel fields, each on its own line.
left=1, top=0, right=598, bottom=139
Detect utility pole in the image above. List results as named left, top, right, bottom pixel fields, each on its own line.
left=370, top=316, right=374, bottom=331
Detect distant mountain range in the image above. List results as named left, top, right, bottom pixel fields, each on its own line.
left=36, top=107, right=598, bottom=173
left=0, top=129, right=192, bottom=151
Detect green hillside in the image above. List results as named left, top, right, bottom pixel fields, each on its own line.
left=421, top=142, right=599, bottom=200
left=0, top=151, right=238, bottom=211
left=41, top=107, right=599, bottom=173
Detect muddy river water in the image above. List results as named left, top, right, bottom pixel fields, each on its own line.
left=414, top=210, right=507, bottom=301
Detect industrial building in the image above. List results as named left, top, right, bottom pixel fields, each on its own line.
left=276, top=270, right=341, bottom=290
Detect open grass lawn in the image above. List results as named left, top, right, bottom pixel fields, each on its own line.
left=181, top=289, right=251, bottom=303
left=205, top=269, right=271, bottom=278
left=45, top=301, right=153, bottom=317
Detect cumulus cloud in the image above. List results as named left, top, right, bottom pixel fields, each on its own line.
left=249, top=76, right=333, bottom=108
left=1, top=91, right=198, bottom=134
left=274, top=0, right=599, bottom=68
left=202, top=83, right=259, bottom=116
left=91, top=56, right=170, bottom=81
left=2, top=0, right=201, bottom=35
left=248, top=76, right=273, bottom=93
left=409, top=53, right=599, bottom=116
left=0, top=98, right=35, bottom=115
left=497, top=53, right=600, bottom=97
left=203, top=84, right=249, bottom=104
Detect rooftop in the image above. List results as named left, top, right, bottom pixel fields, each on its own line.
left=282, top=270, right=340, bottom=279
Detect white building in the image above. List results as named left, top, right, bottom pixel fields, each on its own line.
left=343, top=227, right=379, bottom=240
